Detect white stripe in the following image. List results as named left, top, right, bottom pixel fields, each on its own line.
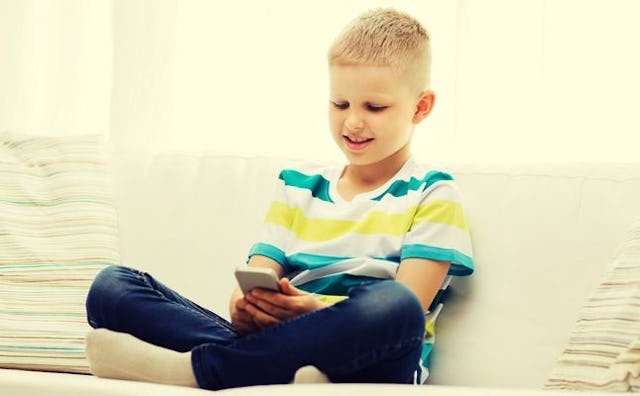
left=279, top=165, right=463, bottom=219
left=282, top=185, right=383, bottom=218
left=404, top=221, right=473, bottom=258
left=280, top=184, right=461, bottom=220
left=290, top=257, right=398, bottom=286
left=258, top=223, right=405, bottom=259
left=259, top=221, right=473, bottom=262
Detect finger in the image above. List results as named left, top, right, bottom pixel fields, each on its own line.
left=279, top=278, right=304, bottom=296
left=231, top=309, right=252, bottom=327
left=235, top=308, right=254, bottom=322
left=250, top=287, right=303, bottom=309
left=246, top=303, right=280, bottom=328
left=232, top=317, right=259, bottom=335
left=232, top=313, right=254, bottom=327
left=248, top=289, right=286, bottom=308
left=235, top=298, right=249, bottom=310
left=246, top=293, right=291, bottom=319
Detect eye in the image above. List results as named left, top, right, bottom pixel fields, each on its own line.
left=366, top=104, right=388, bottom=113
left=331, top=101, right=349, bottom=110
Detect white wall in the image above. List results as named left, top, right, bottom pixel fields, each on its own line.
left=455, top=0, right=640, bottom=162
left=0, top=0, right=111, bottom=136
left=171, top=0, right=457, bottom=163
left=1, top=0, right=639, bottom=163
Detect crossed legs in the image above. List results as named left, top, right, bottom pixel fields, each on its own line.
left=85, top=265, right=425, bottom=390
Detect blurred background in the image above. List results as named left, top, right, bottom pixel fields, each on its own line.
left=1, top=0, right=639, bottom=162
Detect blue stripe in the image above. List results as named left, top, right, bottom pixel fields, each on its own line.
left=402, top=244, right=474, bottom=276
left=251, top=244, right=472, bottom=277
left=0, top=345, right=83, bottom=351
left=287, top=253, right=349, bottom=271
left=279, top=169, right=334, bottom=203
left=371, top=171, right=454, bottom=201
left=420, top=342, right=434, bottom=367
left=297, top=274, right=381, bottom=295
left=287, top=252, right=401, bottom=273
left=0, top=261, right=112, bottom=269
left=248, top=243, right=287, bottom=266
left=418, top=341, right=434, bottom=384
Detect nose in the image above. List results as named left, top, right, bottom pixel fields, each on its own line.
left=344, top=110, right=364, bottom=132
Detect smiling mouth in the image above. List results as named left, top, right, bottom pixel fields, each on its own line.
left=343, top=135, right=374, bottom=150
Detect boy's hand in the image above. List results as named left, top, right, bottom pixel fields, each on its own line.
left=230, top=294, right=261, bottom=335
left=243, top=278, right=329, bottom=329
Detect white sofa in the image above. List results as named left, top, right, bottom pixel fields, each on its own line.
left=3, top=150, right=640, bottom=395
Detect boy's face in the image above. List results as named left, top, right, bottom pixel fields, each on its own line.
left=328, top=64, right=428, bottom=168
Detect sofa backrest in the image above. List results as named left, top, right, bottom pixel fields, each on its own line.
left=110, top=151, right=640, bottom=388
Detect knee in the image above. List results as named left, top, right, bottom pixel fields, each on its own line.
left=88, top=266, right=132, bottom=301
left=86, top=265, right=137, bottom=327
left=380, top=282, right=425, bottom=330
left=350, top=281, right=425, bottom=334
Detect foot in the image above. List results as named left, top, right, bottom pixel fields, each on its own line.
left=292, top=365, right=330, bottom=383
left=85, top=328, right=198, bottom=387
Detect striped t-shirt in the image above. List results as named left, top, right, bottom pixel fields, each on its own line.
left=248, top=157, right=474, bottom=383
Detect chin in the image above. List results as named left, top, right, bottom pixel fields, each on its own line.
left=343, top=156, right=377, bottom=167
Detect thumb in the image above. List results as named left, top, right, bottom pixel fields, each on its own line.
left=279, top=278, right=304, bottom=296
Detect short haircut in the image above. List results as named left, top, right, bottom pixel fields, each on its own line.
left=328, top=8, right=432, bottom=90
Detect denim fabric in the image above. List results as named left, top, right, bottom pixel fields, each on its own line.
left=86, top=265, right=425, bottom=390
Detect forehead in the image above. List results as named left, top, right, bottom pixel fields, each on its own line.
left=329, top=64, right=412, bottom=99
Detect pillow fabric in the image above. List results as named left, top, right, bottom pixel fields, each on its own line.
left=0, top=133, right=120, bottom=373
left=545, top=218, right=640, bottom=391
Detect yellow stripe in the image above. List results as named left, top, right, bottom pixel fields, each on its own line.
left=314, top=295, right=348, bottom=305
left=264, top=201, right=295, bottom=228
left=413, top=200, right=469, bottom=231
left=265, top=199, right=468, bottom=242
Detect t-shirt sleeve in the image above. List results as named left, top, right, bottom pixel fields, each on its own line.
left=401, top=179, right=474, bottom=276
left=247, top=170, right=291, bottom=267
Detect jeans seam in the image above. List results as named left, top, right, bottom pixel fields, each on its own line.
left=331, top=335, right=424, bottom=377
left=137, top=271, right=237, bottom=338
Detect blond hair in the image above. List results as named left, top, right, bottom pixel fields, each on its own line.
left=328, top=8, right=431, bottom=90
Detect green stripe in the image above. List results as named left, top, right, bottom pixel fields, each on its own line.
left=372, top=171, right=454, bottom=201
left=0, top=229, right=119, bottom=238
left=297, top=274, right=380, bottom=295
left=0, top=199, right=111, bottom=206
left=0, top=345, right=84, bottom=351
left=287, top=253, right=349, bottom=271
left=0, top=311, right=86, bottom=317
left=279, top=169, right=333, bottom=203
left=287, top=252, right=400, bottom=272
left=248, top=243, right=287, bottom=265
left=0, top=169, right=108, bottom=178
left=0, top=262, right=112, bottom=269
left=402, top=244, right=474, bottom=276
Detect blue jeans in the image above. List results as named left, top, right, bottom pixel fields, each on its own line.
left=85, top=265, right=425, bottom=390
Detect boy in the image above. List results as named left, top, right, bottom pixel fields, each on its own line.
left=85, top=8, right=474, bottom=389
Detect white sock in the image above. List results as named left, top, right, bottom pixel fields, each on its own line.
left=292, top=365, right=331, bottom=383
left=85, top=328, right=198, bottom=388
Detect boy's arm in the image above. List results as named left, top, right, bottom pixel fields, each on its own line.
left=395, top=258, right=450, bottom=312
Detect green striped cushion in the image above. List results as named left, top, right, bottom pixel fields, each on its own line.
left=545, top=219, right=640, bottom=391
left=0, top=133, right=120, bottom=373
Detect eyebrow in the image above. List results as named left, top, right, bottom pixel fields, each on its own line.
left=329, top=94, right=393, bottom=103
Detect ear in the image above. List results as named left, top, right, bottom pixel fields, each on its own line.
left=412, top=90, right=435, bottom=124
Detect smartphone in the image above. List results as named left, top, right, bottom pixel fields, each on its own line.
left=234, top=266, right=281, bottom=295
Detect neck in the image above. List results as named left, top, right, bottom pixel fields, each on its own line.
left=344, top=145, right=411, bottom=186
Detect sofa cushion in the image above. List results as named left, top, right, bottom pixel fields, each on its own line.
left=545, top=217, right=640, bottom=391
left=0, top=133, right=120, bottom=373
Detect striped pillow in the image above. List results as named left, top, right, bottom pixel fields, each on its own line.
left=545, top=219, right=640, bottom=391
left=0, top=133, right=120, bottom=373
